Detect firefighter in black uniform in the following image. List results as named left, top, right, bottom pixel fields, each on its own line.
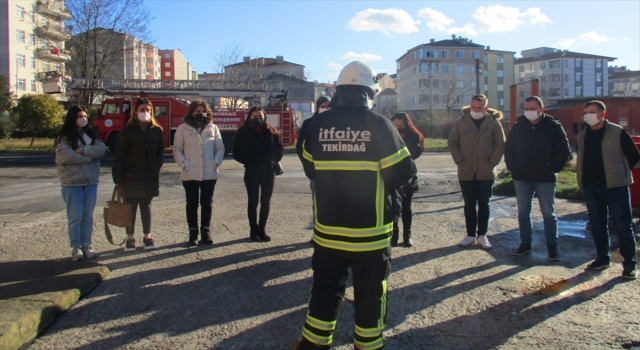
left=295, top=61, right=416, bottom=350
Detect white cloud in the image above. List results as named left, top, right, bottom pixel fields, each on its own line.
left=327, top=62, right=343, bottom=71
left=523, top=7, right=551, bottom=25
left=472, top=5, right=524, bottom=33
left=417, top=8, right=454, bottom=31
left=347, top=8, right=420, bottom=35
left=447, top=24, right=478, bottom=36
left=555, top=31, right=614, bottom=48
left=341, top=51, right=383, bottom=62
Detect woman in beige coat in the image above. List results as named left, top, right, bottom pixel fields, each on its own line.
left=173, top=100, right=225, bottom=247
left=448, top=94, right=505, bottom=250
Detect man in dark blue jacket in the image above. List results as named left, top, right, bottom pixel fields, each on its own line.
left=504, top=96, right=570, bottom=261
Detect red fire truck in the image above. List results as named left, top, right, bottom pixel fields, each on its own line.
left=77, top=79, right=296, bottom=153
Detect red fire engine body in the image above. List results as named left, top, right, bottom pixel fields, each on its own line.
left=93, top=97, right=296, bottom=154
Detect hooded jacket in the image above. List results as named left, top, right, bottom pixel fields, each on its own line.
left=55, top=134, right=106, bottom=186
left=448, top=107, right=506, bottom=181
left=504, top=113, right=570, bottom=182
left=173, top=114, right=225, bottom=181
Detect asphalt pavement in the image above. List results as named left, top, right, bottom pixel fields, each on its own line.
left=0, top=152, right=638, bottom=350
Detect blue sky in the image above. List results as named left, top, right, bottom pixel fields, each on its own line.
left=145, top=0, right=640, bottom=83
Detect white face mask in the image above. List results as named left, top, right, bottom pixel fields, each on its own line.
left=470, top=111, right=484, bottom=119
left=76, top=118, right=88, bottom=128
left=583, top=113, right=600, bottom=126
left=319, top=108, right=330, bottom=114
left=137, top=111, right=151, bottom=122
left=524, top=111, right=540, bottom=121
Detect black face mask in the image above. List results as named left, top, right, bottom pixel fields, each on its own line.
left=397, top=127, right=406, bottom=133
left=194, top=113, right=207, bottom=123
left=251, top=118, right=265, bottom=126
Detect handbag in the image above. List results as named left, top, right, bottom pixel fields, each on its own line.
left=274, top=161, right=284, bottom=176
left=103, top=185, right=131, bottom=245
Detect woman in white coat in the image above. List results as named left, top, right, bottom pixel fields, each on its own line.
left=173, top=100, right=225, bottom=247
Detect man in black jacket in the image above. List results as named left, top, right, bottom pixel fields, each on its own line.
left=294, top=61, right=415, bottom=350
left=504, top=96, right=570, bottom=261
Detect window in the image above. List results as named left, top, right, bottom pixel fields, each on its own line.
left=519, top=66, right=524, bottom=73
left=53, top=62, right=60, bottom=71
left=456, top=81, right=464, bottom=88
left=16, top=54, right=26, bottom=67
left=413, top=96, right=417, bottom=105
left=596, top=87, right=603, bottom=96
left=549, top=60, right=561, bottom=69
left=17, top=78, right=26, bottom=91
left=15, top=5, right=25, bottom=19
left=576, top=73, right=582, bottom=82
left=540, top=62, right=546, bottom=69
left=497, top=70, right=504, bottom=77
left=30, top=56, right=36, bottom=69
left=421, top=49, right=437, bottom=58
left=16, top=30, right=26, bottom=43
left=483, top=70, right=488, bottom=77
left=497, top=84, right=504, bottom=91
left=596, top=73, right=602, bottom=82
left=396, top=62, right=401, bottom=69
left=441, top=50, right=449, bottom=58
left=483, top=54, right=488, bottom=63
left=530, top=63, right=535, bottom=70
left=31, top=80, right=37, bottom=92
left=455, top=50, right=464, bottom=58
left=154, top=106, right=167, bottom=118
left=484, top=84, right=488, bottom=92
left=412, top=52, right=416, bottom=60
left=164, top=62, right=170, bottom=67
left=575, top=59, right=581, bottom=68
left=455, top=65, right=464, bottom=74
left=30, top=11, right=35, bottom=22
left=519, top=78, right=524, bottom=83
left=164, top=54, right=170, bottom=58
left=471, top=50, right=479, bottom=59
left=413, top=81, right=417, bottom=90
left=441, top=65, right=449, bottom=73
left=564, top=74, right=569, bottom=82
left=499, top=98, right=504, bottom=106
left=29, top=35, right=36, bottom=46
left=519, top=91, right=525, bottom=98
left=471, top=81, right=477, bottom=88
left=576, top=86, right=582, bottom=96
left=596, top=60, right=602, bottom=68
left=42, top=60, right=49, bottom=71
left=102, top=103, right=119, bottom=115
left=412, top=66, right=416, bottom=75
left=164, top=71, right=170, bottom=77
left=564, top=88, right=569, bottom=96
left=496, top=55, right=504, bottom=63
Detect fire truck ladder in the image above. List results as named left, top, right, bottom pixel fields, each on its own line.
left=69, top=79, right=288, bottom=105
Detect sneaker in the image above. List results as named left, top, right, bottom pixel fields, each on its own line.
left=124, top=237, right=136, bottom=252
left=71, top=247, right=84, bottom=261
left=458, top=236, right=476, bottom=247
left=82, top=246, right=97, bottom=259
left=586, top=259, right=611, bottom=270
left=622, top=267, right=638, bottom=280
left=477, top=235, right=492, bottom=250
left=143, top=237, right=156, bottom=250
left=547, top=247, right=560, bottom=261
left=512, top=244, right=531, bottom=256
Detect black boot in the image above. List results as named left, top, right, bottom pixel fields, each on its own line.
left=403, top=230, right=413, bottom=247
left=257, top=225, right=271, bottom=242
left=199, top=227, right=213, bottom=245
left=390, top=228, right=399, bottom=247
left=249, top=225, right=260, bottom=242
left=187, top=228, right=198, bottom=247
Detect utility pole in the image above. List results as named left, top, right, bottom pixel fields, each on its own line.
left=475, top=58, right=481, bottom=94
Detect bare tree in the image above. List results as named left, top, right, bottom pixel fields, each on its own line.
left=210, top=43, right=260, bottom=110
left=65, top=0, right=153, bottom=107
left=440, top=74, right=473, bottom=118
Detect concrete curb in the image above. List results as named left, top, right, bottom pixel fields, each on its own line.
left=0, top=262, right=109, bottom=350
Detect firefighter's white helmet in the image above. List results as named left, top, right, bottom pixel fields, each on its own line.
left=336, top=61, right=380, bottom=96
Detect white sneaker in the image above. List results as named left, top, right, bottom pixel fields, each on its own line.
left=71, top=247, right=84, bottom=261
left=477, top=235, right=492, bottom=250
left=458, top=236, right=476, bottom=247
left=82, top=246, right=97, bottom=259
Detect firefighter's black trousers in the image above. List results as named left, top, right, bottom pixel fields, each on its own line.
left=298, top=247, right=391, bottom=350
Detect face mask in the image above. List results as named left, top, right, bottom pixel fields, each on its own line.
left=251, top=118, right=265, bottom=126
left=319, top=108, right=330, bottom=114
left=137, top=111, right=151, bottom=122
left=397, top=127, right=406, bottom=133
left=584, top=113, right=600, bottom=126
left=470, top=111, right=484, bottom=119
left=194, top=113, right=207, bottom=123
left=524, top=111, right=539, bottom=121
left=76, top=118, right=88, bottom=128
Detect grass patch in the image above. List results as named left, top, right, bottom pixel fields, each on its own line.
left=424, top=138, right=448, bottom=150
left=0, top=138, right=55, bottom=152
left=493, top=161, right=583, bottom=200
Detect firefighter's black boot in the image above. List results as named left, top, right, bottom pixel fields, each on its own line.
left=391, top=228, right=399, bottom=247
left=403, top=229, right=413, bottom=247
left=199, top=227, right=213, bottom=245
left=187, top=228, right=198, bottom=247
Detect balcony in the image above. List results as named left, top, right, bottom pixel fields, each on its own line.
left=35, top=25, right=71, bottom=41
left=37, top=47, right=71, bottom=62
left=36, top=1, right=71, bottom=20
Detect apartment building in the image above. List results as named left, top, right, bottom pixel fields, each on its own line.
left=225, top=56, right=305, bottom=81
left=514, top=47, right=615, bottom=106
left=396, top=36, right=514, bottom=117
left=1, top=0, right=71, bottom=97
left=608, top=69, right=640, bottom=97
left=159, top=49, right=193, bottom=80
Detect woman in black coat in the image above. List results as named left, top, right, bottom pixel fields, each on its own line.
left=112, top=98, right=164, bottom=252
left=390, top=112, right=424, bottom=247
left=233, top=106, right=284, bottom=241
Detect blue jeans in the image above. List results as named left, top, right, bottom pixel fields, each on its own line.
left=584, top=184, right=637, bottom=268
left=61, top=184, right=98, bottom=248
left=514, top=180, right=558, bottom=247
